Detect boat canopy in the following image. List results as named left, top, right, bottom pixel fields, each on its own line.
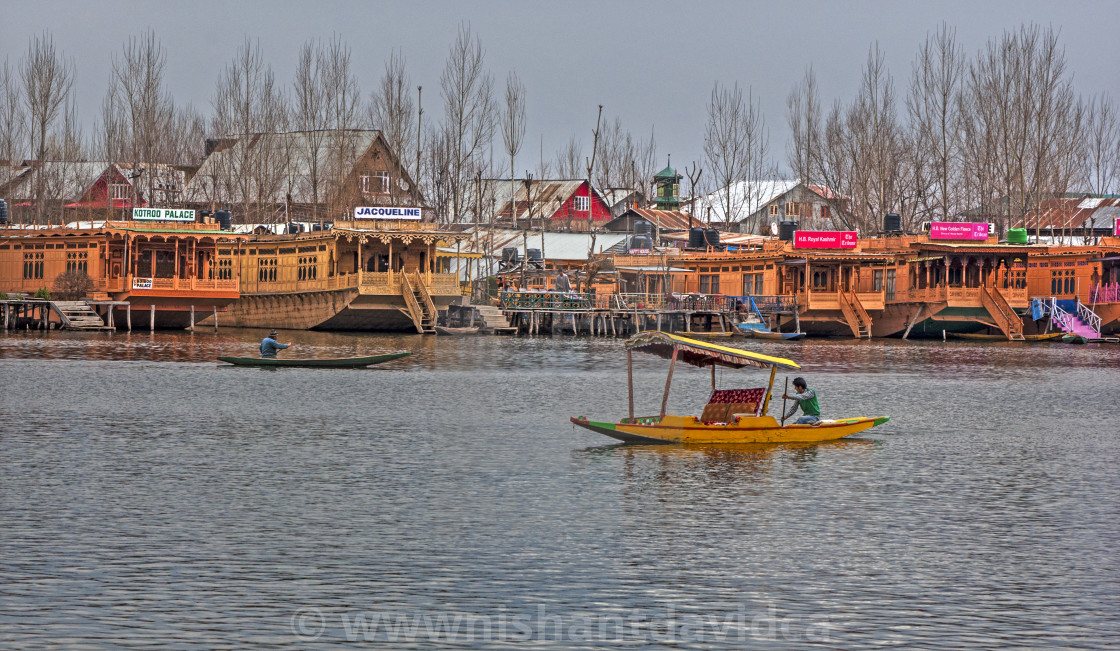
left=625, top=331, right=801, bottom=370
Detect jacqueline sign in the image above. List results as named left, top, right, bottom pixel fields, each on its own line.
left=930, top=222, right=989, bottom=240
left=793, top=231, right=858, bottom=249
left=354, top=206, right=422, bottom=220
left=133, top=208, right=195, bottom=222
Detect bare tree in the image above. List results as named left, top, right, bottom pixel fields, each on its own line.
left=786, top=67, right=821, bottom=187
left=292, top=39, right=330, bottom=219
left=704, top=82, right=769, bottom=232
left=500, top=70, right=526, bottom=222
left=20, top=32, right=74, bottom=223
left=907, top=24, right=965, bottom=221
left=1082, top=93, right=1119, bottom=194
left=323, top=35, right=361, bottom=218
left=0, top=57, right=26, bottom=198
left=554, top=136, right=582, bottom=179
left=110, top=30, right=173, bottom=206
left=212, top=38, right=287, bottom=222
left=440, top=24, right=495, bottom=225
left=368, top=49, right=415, bottom=204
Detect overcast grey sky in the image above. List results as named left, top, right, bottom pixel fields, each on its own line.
left=3, top=0, right=1118, bottom=175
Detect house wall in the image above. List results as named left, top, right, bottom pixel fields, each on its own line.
left=737, top=186, right=836, bottom=234
left=549, top=182, right=612, bottom=224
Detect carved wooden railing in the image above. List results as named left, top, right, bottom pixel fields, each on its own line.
left=409, top=272, right=437, bottom=321
left=838, top=291, right=872, bottom=338
left=399, top=273, right=425, bottom=333
left=980, top=286, right=1024, bottom=340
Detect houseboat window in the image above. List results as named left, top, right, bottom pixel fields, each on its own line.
left=885, top=269, right=896, bottom=301
left=742, top=273, right=763, bottom=296
left=66, top=251, right=88, bottom=273
left=213, top=258, right=233, bottom=280
left=873, top=270, right=884, bottom=292
left=811, top=270, right=828, bottom=289
left=318, top=245, right=326, bottom=251
left=298, top=256, right=318, bottom=281
left=258, top=258, right=278, bottom=282
left=699, top=274, right=719, bottom=294
left=154, top=250, right=176, bottom=278
left=23, top=252, right=44, bottom=279
left=574, top=196, right=590, bottom=213
left=947, top=266, right=963, bottom=286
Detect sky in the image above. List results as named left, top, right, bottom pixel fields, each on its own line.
left=3, top=0, right=1119, bottom=177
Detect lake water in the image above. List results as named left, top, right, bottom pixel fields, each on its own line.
left=1, top=330, right=1118, bottom=648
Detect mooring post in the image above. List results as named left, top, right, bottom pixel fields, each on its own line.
left=213, top=306, right=219, bottom=332
left=190, top=306, right=195, bottom=332
left=126, top=303, right=132, bottom=331
left=150, top=305, right=155, bottom=331
left=108, top=305, right=114, bottom=328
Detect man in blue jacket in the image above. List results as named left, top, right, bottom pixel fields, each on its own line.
left=260, top=330, right=292, bottom=358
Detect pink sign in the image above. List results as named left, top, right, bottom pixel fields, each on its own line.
left=930, top=222, right=989, bottom=240
left=1114, top=217, right=1119, bottom=237
left=793, top=231, right=858, bottom=249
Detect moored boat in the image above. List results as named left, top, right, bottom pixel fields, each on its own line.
left=570, top=331, right=889, bottom=444
left=217, top=352, right=410, bottom=368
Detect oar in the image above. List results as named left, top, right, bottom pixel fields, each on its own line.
left=780, top=377, right=789, bottom=426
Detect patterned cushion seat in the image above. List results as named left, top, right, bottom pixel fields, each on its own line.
left=704, top=388, right=767, bottom=422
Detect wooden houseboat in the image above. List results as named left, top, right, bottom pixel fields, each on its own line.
left=204, top=219, right=467, bottom=332
left=0, top=219, right=246, bottom=328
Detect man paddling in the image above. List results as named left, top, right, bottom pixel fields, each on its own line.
left=782, top=377, right=821, bottom=425
left=260, top=329, right=292, bottom=359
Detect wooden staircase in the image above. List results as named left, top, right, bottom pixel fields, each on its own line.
left=401, top=273, right=436, bottom=333
left=980, top=286, right=1025, bottom=341
left=838, top=291, right=872, bottom=338
left=471, top=303, right=518, bottom=334
left=50, top=301, right=115, bottom=331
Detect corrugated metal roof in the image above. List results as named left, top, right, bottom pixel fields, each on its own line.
left=183, top=130, right=388, bottom=205
left=692, top=180, right=799, bottom=223
left=621, top=208, right=701, bottom=230
left=451, top=228, right=628, bottom=261
left=1012, top=196, right=1120, bottom=230
left=462, top=179, right=592, bottom=223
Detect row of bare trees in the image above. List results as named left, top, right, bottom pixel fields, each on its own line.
left=787, top=24, right=1119, bottom=235
left=6, top=23, right=1116, bottom=231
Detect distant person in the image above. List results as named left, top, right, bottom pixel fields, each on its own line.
left=782, top=377, right=821, bottom=425
left=260, top=330, right=292, bottom=359
left=555, top=270, right=572, bottom=293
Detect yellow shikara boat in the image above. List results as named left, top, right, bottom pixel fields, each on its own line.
left=571, top=331, right=889, bottom=444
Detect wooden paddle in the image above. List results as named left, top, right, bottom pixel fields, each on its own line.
left=780, top=377, right=789, bottom=426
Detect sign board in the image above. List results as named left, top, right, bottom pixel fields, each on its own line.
left=132, top=278, right=153, bottom=290
left=793, top=231, right=858, bottom=249
left=628, top=248, right=651, bottom=255
left=930, top=222, right=989, bottom=240
left=354, top=206, right=422, bottom=220
left=132, top=208, right=195, bottom=222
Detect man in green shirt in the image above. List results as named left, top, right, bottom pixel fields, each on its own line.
left=783, top=377, right=821, bottom=425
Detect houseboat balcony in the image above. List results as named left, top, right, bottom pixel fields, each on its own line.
left=358, top=271, right=461, bottom=296
left=333, top=220, right=443, bottom=232
left=128, top=277, right=241, bottom=293
left=248, top=274, right=360, bottom=295
left=892, top=285, right=1028, bottom=307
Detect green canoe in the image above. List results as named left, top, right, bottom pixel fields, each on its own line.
left=217, top=351, right=411, bottom=368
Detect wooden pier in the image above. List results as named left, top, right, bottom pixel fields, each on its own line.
left=495, top=291, right=761, bottom=336
left=1, top=299, right=127, bottom=332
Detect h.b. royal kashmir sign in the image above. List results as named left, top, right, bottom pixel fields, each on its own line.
left=793, top=231, right=858, bottom=249
left=132, top=208, right=195, bottom=222
left=354, top=206, right=422, bottom=220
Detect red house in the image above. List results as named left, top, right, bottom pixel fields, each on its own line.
left=470, top=178, right=612, bottom=230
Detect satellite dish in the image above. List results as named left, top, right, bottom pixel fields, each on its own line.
left=770, top=222, right=779, bottom=236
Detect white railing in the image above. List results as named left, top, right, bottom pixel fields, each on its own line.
left=1076, top=301, right=1102, bottom=336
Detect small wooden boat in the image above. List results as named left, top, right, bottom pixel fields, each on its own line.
left=949, top=332, right=1062, bottom=342
left=435, top=325, right=480, bottom=336
left=1061, top=334, right=1089, bottom=344
left=217, top=352, right=411, bottom=368
left=571, top=331, right=889, bottom=444
left=742, top=328, right=806, bottom=341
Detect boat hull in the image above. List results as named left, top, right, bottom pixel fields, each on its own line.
left=570, top=414, right=889, bottom=444
left=217, top=352, right=411, bottom=368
